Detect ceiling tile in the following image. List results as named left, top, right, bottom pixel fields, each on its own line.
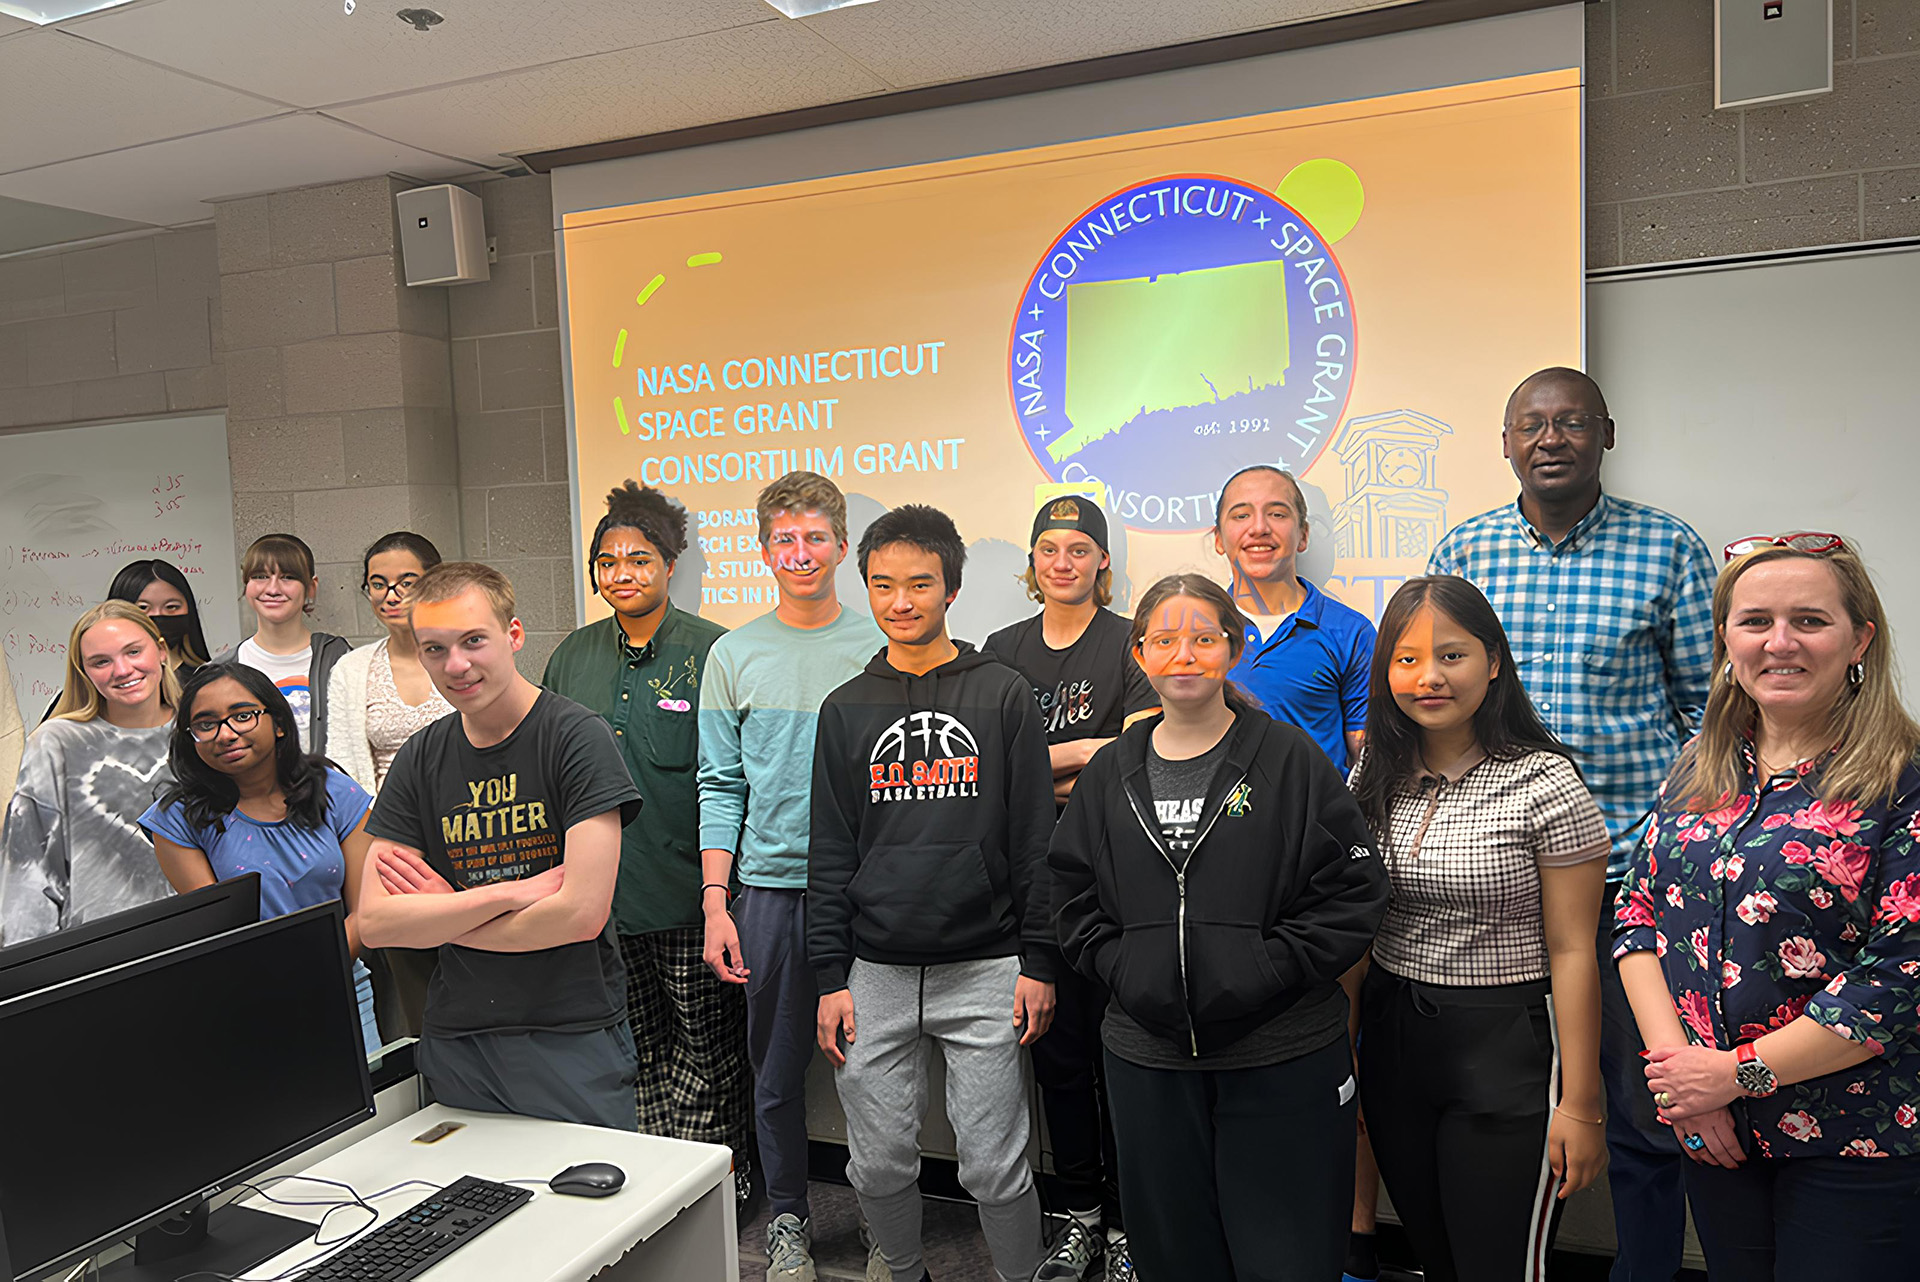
left=0, top=114, right=473, bottom=225
left=0, top=29, right=282, bottom=174
left=333, top=20, right=889, bottom=163
left=0, top=193, right=152, bottom=255
left=71, top=0, right=781, bottom=108
left=804, top=0, right=1415, bottom=88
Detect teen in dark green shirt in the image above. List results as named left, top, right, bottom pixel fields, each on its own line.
left=542, top=482, right=749, bottom=1202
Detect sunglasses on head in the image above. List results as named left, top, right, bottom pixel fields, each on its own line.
left=1722, top=532, right=1845, bottom=564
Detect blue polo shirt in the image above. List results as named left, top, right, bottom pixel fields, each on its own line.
left=1228, top=577, right=1375, bottom=773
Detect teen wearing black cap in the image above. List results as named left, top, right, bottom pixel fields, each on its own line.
left=985, top=495, right=1155, bottom=1281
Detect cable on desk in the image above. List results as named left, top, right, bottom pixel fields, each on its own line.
left=168, top=1176, right=443, bottom=1282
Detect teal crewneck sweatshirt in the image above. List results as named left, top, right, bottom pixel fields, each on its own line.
left=696, top=605, right=884, bottom=888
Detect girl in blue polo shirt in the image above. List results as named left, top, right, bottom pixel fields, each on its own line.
left=141, top=662, right=379, bottom=1054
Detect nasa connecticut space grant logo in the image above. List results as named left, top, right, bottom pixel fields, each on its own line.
left=1008, top=173, right=1357, bottom=533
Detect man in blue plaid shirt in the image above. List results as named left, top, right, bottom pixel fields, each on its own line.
left=1428, top=367, right=1714, bottom=1282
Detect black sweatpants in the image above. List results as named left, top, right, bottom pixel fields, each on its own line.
left=1104, top=1037, right=1356, bottom=1281
left=1031, top=962, right=1122, bottom=1223
left=1357, top=965, right=1562, bottom=1282
left=1685, top=1150, right=1920, bottom=1280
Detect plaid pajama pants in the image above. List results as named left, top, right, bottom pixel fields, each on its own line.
left=618, top=926, right=751, bottom=1159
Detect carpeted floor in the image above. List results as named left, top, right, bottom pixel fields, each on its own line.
left=736, top=1181, right=1008, bottom=1281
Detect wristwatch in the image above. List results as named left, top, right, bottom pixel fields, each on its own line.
left=1735, top=1042, right=1779, bottom=1097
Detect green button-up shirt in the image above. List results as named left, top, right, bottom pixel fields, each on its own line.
left=542, top=605, right=726, bottom=935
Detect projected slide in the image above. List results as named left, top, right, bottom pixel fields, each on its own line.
left=562, top=70, right=1582, bottom=627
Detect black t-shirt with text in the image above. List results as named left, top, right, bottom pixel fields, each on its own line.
left=367, top=690, right=643, bottom=1038
left=983, top=607, right=1156, bottom=750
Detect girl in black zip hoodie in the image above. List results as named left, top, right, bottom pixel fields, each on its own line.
left=1050, top=573, right=1389, bottom=1282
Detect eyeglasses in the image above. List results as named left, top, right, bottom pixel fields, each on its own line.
left=366, top=575, right=420, bottom=599
left=1504, top=414, right=1608, bottom=439
left=1139, top=631, right=1230, bottom=656
left=188, top=707, right=265, bottom=742
left=1722, top=532, right=1846, bottom=563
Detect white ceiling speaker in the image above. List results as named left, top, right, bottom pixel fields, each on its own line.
left=1716, top=0, right=1832, bottom=109
left=396, top=184, right=490, bottom=287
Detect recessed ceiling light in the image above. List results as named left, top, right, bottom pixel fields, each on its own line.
left=760, top=0, right=880, bottom=16
left=0, top=0, right=139, bottom=22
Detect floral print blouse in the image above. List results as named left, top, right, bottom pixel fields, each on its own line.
left=1613, top=747, right=1920, bottom=1159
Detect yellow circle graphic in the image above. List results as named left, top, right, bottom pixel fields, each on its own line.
left=1277, top=158, right=1365, bottom=244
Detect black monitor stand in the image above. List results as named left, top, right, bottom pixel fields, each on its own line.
left=98, top=1197, right=314, bottom=1281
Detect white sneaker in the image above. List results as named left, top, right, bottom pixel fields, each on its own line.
left=766, top=1212, right=817, bottom=1282
left=858, top=1215, right=892, bottom=1281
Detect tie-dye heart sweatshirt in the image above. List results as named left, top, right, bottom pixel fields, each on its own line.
left=0, top=717, right=174, bottom=945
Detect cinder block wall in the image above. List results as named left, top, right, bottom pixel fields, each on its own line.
left=0, top=229, right=223, bottom=429
left=1587, top=0, right=1920, bottom=268
left=451, top=174, right=578, bottom=678
left=213, top=176, right=459, bottom=645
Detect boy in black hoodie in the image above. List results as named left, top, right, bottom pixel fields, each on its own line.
left=809, top=505, right=1056, bottom=1282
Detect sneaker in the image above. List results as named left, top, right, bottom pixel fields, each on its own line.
left=857, top=1215, right=892, bottom=1282
left=1032, top=1220, right=1103, bottom=1281
left=766, top=1213, right=817, bottom=1282
left=1103, top=1233, right=1133, bottom=1282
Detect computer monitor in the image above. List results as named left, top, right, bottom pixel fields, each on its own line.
left=0, top=873, right=262, bottom=1002
left=0, top=902, right=375, bottom=1281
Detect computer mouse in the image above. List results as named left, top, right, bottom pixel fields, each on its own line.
left=549, top=1162, right=626, bottom=1197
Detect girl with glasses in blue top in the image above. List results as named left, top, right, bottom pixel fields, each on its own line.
left=140, top=662, right=380, bottom=1055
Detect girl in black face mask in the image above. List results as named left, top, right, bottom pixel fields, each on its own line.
left=38, top=561, right=213, bottom=726
left=108, top=559, right=212, bottom=674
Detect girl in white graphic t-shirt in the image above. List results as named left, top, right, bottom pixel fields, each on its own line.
left=210, top=534, right=350, bottom=755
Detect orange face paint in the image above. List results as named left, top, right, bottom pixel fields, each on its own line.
left=1137, top=596, right=1234, bottom=684
left=409, top=590, right=507, bottom=636
left=1387, top=604, right=1494, bottom=730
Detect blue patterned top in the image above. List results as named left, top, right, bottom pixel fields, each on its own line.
left=1429, top=494, right=1716, bottom=877
left=1613, top=749, right=1920, bottom=1158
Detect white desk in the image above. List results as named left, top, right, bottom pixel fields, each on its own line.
left=241, top=1104, right=737, bottom=1282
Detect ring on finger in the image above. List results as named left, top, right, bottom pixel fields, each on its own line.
left=1683, top=1133, right=1706, bottom=1152
left=1655, top=1091, right=1674, bottom=1108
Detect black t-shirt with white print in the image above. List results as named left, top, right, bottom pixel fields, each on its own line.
left=983, top=607, right=1157, bottom=751
left=367, top=690, right=642, bottom=1039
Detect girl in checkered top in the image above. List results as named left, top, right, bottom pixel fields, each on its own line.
left=1346, top=575, right=1610, bottom=1282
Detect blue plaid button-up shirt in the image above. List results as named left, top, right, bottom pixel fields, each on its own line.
left=1429, top=493, right=1716, bottom=878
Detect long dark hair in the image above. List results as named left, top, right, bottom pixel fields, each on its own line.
left=1350, top=576, right=1571, bottom=846
left=157, top=662, right=332, bottom=834
left=108, top=558, right=211, bottom=667
left=1126, top=574, right=1263, bottom=715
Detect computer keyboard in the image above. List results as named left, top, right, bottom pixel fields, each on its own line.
left=294, top=1175, right=532, bottom=1281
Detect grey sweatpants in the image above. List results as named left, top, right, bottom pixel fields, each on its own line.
left=836, top=956, right=1043, bottom=1282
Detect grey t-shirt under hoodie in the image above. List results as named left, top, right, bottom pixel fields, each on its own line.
left=0, top=717, right=175, bottom=944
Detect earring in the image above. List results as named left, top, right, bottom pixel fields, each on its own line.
left=1849, top=661, right=1865, bottom=689
left=1722, top=661, right=1733, bottom=683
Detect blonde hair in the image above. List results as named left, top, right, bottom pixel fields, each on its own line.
left=409, top=562, right=517, bottom=629
left=756, top=471, right=847, bottom=546
left=1668, top=541, right=1920, bottom=809
left=50, top=601, right=182, bottom=722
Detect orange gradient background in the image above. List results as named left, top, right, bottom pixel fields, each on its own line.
left=562, top=69, right=1582, bottom=629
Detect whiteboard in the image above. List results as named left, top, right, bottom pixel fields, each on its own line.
left=1589, top=246, right=1920, bottom=692
left=0, top=413, right=241, bottom=712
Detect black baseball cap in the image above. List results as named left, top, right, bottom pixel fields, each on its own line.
left=1029, top=495, right=1109, bottom=552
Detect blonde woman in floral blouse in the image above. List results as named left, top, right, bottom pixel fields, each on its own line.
left=1613, top=533, right=1920, bottom=1281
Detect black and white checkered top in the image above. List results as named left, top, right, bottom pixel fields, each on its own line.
left=1365, top=749, right=1609, bottom=986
